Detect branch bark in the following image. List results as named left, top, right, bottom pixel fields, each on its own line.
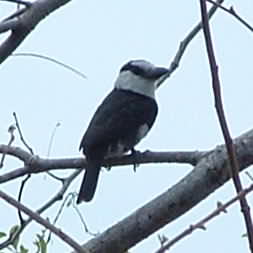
left=0, top=147, right=204, bottom=183
left=0, top=0, right=71, bottom=65
left=2, top=130, right=253, bottom=252
left=155, top=183, right=253, bottom=253
left=70, top=129, right=253, bottom=253
left=0, top=190, right=87, bottom=253
left=200, top=0, right=253, bottom=250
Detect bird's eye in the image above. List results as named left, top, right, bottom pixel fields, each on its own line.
left=130, top=65, right=145, bottom=76
left=120, top=62, right=145, bottom=77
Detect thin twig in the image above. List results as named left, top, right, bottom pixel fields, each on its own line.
left=206, top=0, right=253, bottom=32
left=46, top=171, right=65, bottom=181
left=0, top=18, right=20, bottom=33
left=47, top=122, right=61, bottom=157
left=155, top=183, right=253, bottom=253
left=72, top=196, right=96, bottom=236
left=0, top=124, right=16, bottom=168
left=46, top=122, right=65, bottom=180
left=13, top=112, right=34, bottom=154
left=17, top=174, right=31, bottom=225
left=156, top=0, right=224, bottom=88
left=46, top=192, right=73, bottom=243
left=12, top=53, right=87, bottom=80
left=199, top=0, right=253, bottom=251
left=0, top=170, right=79, bottom=250
left=0, top=175, right=87, bottom=253
left=0, top=0, right=32, bottom=7
left=246, top=171, right=253, bottom=182
left=47, top=122, right=65, bottom=182
left=2, top=7, right=27, bottom=22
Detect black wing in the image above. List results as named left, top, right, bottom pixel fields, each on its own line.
left=80, top=89, right=158, bottom=157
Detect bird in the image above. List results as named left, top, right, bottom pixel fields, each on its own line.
left=77, top=59, right=168, bottom=203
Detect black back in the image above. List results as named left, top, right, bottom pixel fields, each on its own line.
left=80, top=89, right=158, bottom=161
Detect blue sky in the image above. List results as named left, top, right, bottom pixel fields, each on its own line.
left=1, top=0, right=253, bottom=252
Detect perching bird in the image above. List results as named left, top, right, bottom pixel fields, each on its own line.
left=77, top=59, right=168, bottom=203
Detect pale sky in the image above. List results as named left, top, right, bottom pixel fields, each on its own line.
left=1, top=0, right=253, bottom=252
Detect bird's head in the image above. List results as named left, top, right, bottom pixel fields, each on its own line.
left=114, top=60, right=168, bottom=98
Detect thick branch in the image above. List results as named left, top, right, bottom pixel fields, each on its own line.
left=155, top=183, right=253, bottom=253
left=2, top=131, right=253, bottom=253
left=72, top=129, right=253, bottom=253
left=0, top=148, right=203, bottom=183
left=0, top=0, right=71, bottom=65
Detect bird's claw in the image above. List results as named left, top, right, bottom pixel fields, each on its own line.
left=131, top=148, right=141, bottom=172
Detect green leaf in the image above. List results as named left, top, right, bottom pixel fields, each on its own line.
left=0, top=232, right=6, bottom=239
left=34, top=239, right=40, bottom=253
left=20, top=245, right=29, bottom=253
left=34, top=234, right=47, bottom=253
left=9, top=225, right=20, bottom=249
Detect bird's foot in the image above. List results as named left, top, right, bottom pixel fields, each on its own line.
left=104, top=165, right=111, bottom=171
left=131, top=148, right=141, bottom=172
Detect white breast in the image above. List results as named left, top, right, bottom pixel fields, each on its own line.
left=106, top=142, right=126, bottom=158
left=105, top=124, right=150, bottom=158
left=136, top=124, right=149, bottom=142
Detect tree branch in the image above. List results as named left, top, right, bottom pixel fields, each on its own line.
left=2, top=130, right=253, bottom=253
left=1, top=0, right=32, bottom=7
left=0, top=188, right=87, bottom=253
left=199, top=0, right=253, bottom=251
left=0, top=147, right=204, bottom=184
left=156, top=0, right=224, bottom=88
left=0, top=0, right=71, bottom=65
left=206, top=0, right=253, bottom=32
left=155, top=183, right=253, bottom=253
left=71, top=129, right=253, bottom=253
left=2, top=129, right=253, bottom=253
left=0, top=170, right=80, bottom=250
left=0, top=18, right=20, bottom=33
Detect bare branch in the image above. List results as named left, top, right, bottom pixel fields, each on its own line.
left=0, top=173, right=87, bottom=252
left=2, top=7, right=27, bottom=22
left=0, top=171, right=80, bottom=250
left=0, top=0, right=32, bottom=7
left=0, top=0, right=72, bottom=65
left=206, top=0, right=253, bottom=32
left=13, top=112, right=34, bottom=154
left=12, top=53, right=87, bottom=80
left=199, top=0, right=253, bottom=250
left=155, top=183, right=253, bottom=253
left=0, top=18, right=20, bottom=33
left=157, top=0, right=224, bottom=88
left=0, top=124, right=16, bottom=168
left=72, top=129, right=253, bottom=253
left=0, top=147, right=205, bottom=184
left=17, top=174, right=31, bottom=225
left=0, top=145, right=32, bottom=165
left=1, top=130, right=253, bottom=252
left=72, top=201, right=97, bottom=236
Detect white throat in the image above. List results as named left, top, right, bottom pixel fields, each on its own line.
left=114, top=71, right=156, bottom=99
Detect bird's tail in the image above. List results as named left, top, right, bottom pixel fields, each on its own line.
left=77, top=161, right=100, bottom=203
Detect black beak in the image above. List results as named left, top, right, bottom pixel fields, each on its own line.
left=146, top=67, right=168, bottom=79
